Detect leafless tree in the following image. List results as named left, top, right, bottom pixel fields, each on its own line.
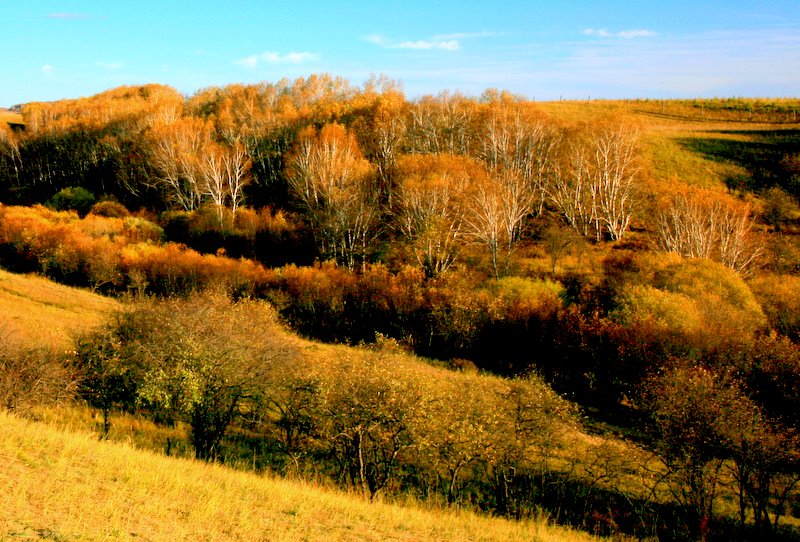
left=659, top=192, right=763, bottom=276
left=287, top=123, right=378, bottom=270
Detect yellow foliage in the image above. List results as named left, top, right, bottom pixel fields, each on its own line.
left=617, top=258, right=767, bottom=341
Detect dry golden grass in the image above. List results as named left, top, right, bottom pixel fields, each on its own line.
left=0, top=110, right=24, bottom=126
left=0, top=269, right=119, bottom=349
left=0, top=411, right=604, bottom=542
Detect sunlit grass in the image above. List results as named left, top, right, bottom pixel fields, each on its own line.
left=0, top=110, right=24, bottom=126
left=0, top=410, right=606, bottom=542
left=0, top=268, right=119, bottom=349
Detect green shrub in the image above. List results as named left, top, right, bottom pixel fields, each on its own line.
left=47, top=186, right=96, bottom=217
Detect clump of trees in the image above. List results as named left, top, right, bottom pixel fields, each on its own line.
left=0, top=80, right=656, bottom=278
left=74, top=294, right=578, bottom=508
left=642, top=363, right=800, bottom=539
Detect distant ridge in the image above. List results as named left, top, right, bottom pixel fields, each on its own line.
left=0, top=109, right=24, bottom=129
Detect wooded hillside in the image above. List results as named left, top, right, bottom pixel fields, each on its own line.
left=1, top=79, right=799, bottom=540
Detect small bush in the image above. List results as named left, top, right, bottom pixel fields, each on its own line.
left=0, top=326, right=75, bottom=411
left=47, top=187, right=97, bottom=217
left=89, top=200, right=130, bottom=218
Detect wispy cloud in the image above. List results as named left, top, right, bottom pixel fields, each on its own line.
left=235, top=51, right=319, bottom=68
left=433, top=31, right=503, bottom=40
left=46, top=12, right=90, bottom=20
left=365, top=34, right=460, bottom=51
left=398, top=39, right=460, bottom=51
left=583, top=28, right=658, bottom=39
left=41, top=64, right=53, bottom=74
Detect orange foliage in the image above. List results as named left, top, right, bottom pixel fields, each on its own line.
left=0, top=204, right=273, bottom=296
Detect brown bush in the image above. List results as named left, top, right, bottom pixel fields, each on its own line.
left=0, top=326, right=76, bottom=411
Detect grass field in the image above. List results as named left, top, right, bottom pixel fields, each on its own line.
left=0, top=410, right=605, bottom=542
left=0, top=268, right=119, bottom=349
left=0, top=269, right=612, bottom=540
left=0, top=110, right=24, bottom=127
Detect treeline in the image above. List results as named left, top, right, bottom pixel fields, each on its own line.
left=74, top=295, right=590, bottom=523
left=2, top=204, right=798, bottom=396
left=1, top=79, right=791, bottom=279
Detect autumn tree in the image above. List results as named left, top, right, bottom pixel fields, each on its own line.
left=200, top=140, right=252, bottom=222
left=0, top=122, right=20, bottom=177
left=352, top=78, right=407, bottom=206
left=641, top=365, right=736, bottom=540
left=658, top=189, right=763, bottom=276
left=286, top=123, right=378, bottom=269
left=545, top=119, right=640, bottom=241
left=725, top=407, right=800, bottom=535
left=394, top=154, right=474, bottom=277
left=147, top=117, right=214, bottom=211
left=80, top=294, right=287, bottom=461
left=406, top=92, right=476, bottom=155
left=643, top=363, right=800, bottom=538
left=315, top=353, right=418, bottom=499
left=477, top=99, right=559, bottom=211
left=192, top=82, right=297, bottom=207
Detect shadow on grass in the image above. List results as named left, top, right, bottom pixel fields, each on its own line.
left=677, top=130, right=800, bottom=196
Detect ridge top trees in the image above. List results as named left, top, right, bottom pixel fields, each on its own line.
left=286, top=123, right=378, bottom=270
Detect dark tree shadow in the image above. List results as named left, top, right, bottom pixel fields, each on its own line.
left=677, top=130, right=800, bottom=197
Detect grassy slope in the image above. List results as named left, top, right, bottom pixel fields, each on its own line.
left=0, top=110, right=24, bottom=126
left=0, top=269, right=604, bottom=541
left=538, top=100, right=800, bottom=177
left=0, top=411, right=602, bottom=542
left=0, top=268, right=119, bottom=349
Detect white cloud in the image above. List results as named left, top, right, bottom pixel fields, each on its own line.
left=618, top=29, right=659, bottom=39
left=583, top=28, right=658, bottom=39
left=396, top=39, right=460, bottom=51
left=433, top=31, right=502, bottom=40
left=46, top=12, right=89, bottom=20
left=41, top=64, right=53, bottom=74
left=364, top=34, right=462, bottom=51
left=364, top=34, right=389, bottom=47
left=235, top=51, right=319, bottom=68
left=236, top=55, right=259, bottom=69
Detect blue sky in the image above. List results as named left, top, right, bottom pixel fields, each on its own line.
left=2, top=1, right=798, bottom=106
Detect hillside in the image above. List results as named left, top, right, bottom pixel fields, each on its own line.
left=1, top=87, right=799, bottom=540
left=0, top=268, right=119, bottom=349
left=0, top=268, right=616, bottom=540
left=0, top=410, right=601, bottom=542
left=0, top=110, right=24, bottom=127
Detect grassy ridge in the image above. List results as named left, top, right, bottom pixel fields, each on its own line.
left=0, top=110, right=24, bottom=126
left=0, top=268, right=118, bottom=348
left=0, top=411, right=602, bottom=542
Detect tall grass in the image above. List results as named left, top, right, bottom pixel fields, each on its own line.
left=0, top=268, right=118, bottom=349
left=0, top=410, right=605, bottom=542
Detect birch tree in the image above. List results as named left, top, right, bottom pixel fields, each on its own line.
left=545, top=119, right=639, bottom=241
left=394, top=154, right=473, bottom=277
left=147, top=117, right=213, bottom=211
left=659, top=190, right=763, bottom=276
left=286, top=123, right=377, bottom=270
